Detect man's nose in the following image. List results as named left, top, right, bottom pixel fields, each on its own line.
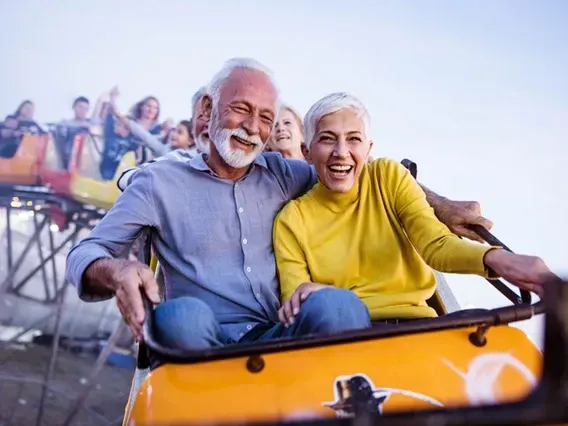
left=242, top=114, right=260, bottom=136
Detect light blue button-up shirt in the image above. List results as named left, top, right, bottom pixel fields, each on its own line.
left=65, top=152, right=317, bottom=343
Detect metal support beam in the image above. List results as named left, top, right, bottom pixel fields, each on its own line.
left=0, top=214, right=48, bottom=294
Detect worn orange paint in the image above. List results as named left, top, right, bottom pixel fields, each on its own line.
left=126, top=324, right=541, bottom=425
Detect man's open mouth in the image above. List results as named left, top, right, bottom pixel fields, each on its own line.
left=233, top=135, right=256, bottom=147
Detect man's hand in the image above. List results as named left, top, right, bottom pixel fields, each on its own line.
left=483, top=249, right=555, bottom=296
left=84, top=258, right=160, bottom=341
left=437, top=199, right=493, bottom=243
left=278, top=282, right=328, bottom=327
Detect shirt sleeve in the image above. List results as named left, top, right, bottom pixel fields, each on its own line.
left=381, top=159, right=495, bottom=276
left=272, top=202, right=312, bottom=302
left=65, top=168, right=159, bottom=301
left=116, top=149, right=190, bottom=191
left=283, top=158, right=318, bottom=199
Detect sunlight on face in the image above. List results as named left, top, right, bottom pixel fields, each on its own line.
left=307, top=108, right=373, bottom=193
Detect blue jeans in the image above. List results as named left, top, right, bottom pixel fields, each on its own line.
left=153, top=288, right=371, bottom=351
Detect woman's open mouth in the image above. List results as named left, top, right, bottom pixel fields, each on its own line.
left=327, top=164, right=354, bottom=179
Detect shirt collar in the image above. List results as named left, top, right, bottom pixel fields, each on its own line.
left=189, top=152, right=269, bottom=173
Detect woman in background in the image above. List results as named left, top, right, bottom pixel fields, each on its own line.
left=266, top=104, right=306, bottom=160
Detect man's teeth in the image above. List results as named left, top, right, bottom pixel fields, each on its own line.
left=235, top=137, right=255, bottom=146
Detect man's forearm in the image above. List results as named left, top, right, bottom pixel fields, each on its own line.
left=82, top=258, right=117, bottom=298
left=419, top=184, right=448, bottom=211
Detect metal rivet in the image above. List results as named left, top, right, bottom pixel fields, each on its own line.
left=246, top=355, right=265, bottom=373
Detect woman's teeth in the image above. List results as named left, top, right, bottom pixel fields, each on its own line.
left=328, top=165, right=353, bottom=173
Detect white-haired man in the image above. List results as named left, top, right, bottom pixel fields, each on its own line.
left=190, top=85, right=211, bottom=155
left=66, top=58, right=492, bottom=351
left=66, top=58, right=372, bottom=350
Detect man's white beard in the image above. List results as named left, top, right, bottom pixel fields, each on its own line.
left=195, top=133, right=210, bottom=155
left=210, top=123, right=265, bottom=168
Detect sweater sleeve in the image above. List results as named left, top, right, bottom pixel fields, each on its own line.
left=272, top=202, right=312, bottom=302
left=380, top=159, right=495, bottom=276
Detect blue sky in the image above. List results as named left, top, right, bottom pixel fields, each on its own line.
left=0, top=0, right=566, bottom=346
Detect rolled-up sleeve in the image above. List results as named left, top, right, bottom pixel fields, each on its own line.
left=66, top=168, right=159, bottom=301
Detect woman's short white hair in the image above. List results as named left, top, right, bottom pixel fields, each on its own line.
left=191, top=85, right=207, bottom=114
left=303, top=92, right=370, bottom=148
left=207, top=57, right=281, bottom=119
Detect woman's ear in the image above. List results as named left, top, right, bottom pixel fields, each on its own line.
left=302, top=143, right=313, bottom=164
left=367, top=140, right=374, bottom=163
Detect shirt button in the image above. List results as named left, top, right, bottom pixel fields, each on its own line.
left=255, top=293, right=261, bottom=298
left=246, top=267, right=251, bottom=272
left=238, top=207, right=244, bottom=213
left=243, top=238, right=248, bottom=244
left=239, top=332, right=244, bottom=337
left=246, top=324, right=252, bottom=330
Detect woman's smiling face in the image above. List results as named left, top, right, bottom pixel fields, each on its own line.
left=269, top=108, right=304, bottom=152
left=307, top=108, right=373, bottom=193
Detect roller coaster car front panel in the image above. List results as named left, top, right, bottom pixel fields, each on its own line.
left=69, top=134, right=136, bottom=210
left=38, top=131, right=76, bottom=196
left=0, top=134, right=47, bottom=185
left=128, top=324, right=540, bottom=425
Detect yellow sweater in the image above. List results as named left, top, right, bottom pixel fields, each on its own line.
left=273, top=158, right=494, bottom=320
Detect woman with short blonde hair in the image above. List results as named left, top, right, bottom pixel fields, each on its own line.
left=266, top=104, right=306, bottom=160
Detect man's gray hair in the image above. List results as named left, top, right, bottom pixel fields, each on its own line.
left=303, top=92, right=371, bottom=148
left=207, top=57, right=281, bottom=118
left=191, top=85, right=207, bottom=114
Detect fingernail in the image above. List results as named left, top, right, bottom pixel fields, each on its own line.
left=289, top=318, right=295, bottom=325
left=293, top=308, right=299, bottom=315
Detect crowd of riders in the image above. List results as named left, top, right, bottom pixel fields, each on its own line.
left=60, top=57, right=558, bottom=353
left=0, top=92, right=195, bottom=175
left=0, top=85, right=311, bottom=178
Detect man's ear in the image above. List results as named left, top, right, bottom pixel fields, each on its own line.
left=201, top=95, right=212, bottom=119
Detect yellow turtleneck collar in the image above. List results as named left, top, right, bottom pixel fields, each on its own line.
left=311, top=166, right=366, bottom=212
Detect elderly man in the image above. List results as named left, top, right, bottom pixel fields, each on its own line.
left=65, top=58, right=492, bottom=351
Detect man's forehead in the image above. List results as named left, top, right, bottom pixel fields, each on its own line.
left=219, top=69, right=277, bottom=106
